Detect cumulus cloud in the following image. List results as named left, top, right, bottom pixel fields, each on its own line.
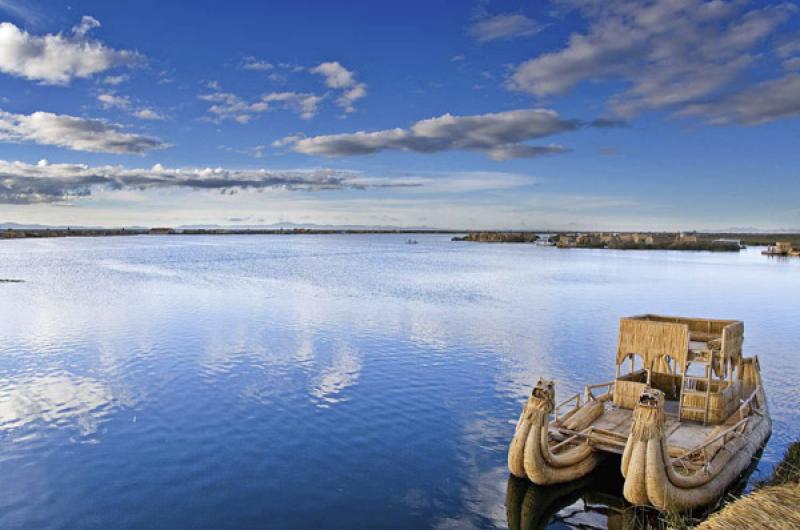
left=0, top=109, right=166, bottom=153
left=509, top=1, right=797, bottom=118
left=280, top=108, right=594, bottom=160
left=0, top=160, right=419, bottom=204
left=310, top=61, right=367, bottom=112
left=132, top=108, right=165, bottom=120
left=681, top=74, right=800, bottom=125
left=199, top=90, right=323, bottom=122
left=0, top=17, right=142, bottom=85
left=470, top=14, right=541, bottom=42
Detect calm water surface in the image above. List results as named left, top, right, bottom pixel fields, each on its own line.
left=0, top=235, right=798, bottom=529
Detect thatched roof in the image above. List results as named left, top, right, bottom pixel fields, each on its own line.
left=615, top=315, right=743, bottom=373
left=617, top=317, right=690, bottom=371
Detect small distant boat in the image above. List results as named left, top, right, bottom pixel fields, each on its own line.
left=762, top=241, right=799, bottom=256
left=508, top=314, right=770, bottom=512
left=406, top=239, right=418, bottom=245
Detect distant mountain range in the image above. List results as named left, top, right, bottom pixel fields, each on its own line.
left=0, top=221, right=434, bottom=231
left=0, top=222, right=144, bottom=230
left=174, top=222, right=438, bottom=231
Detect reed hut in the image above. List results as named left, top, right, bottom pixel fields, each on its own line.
left=507, top=314, right=770, bottom=512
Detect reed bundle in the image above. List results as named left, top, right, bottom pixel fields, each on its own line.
left=694, top=484, right=800, bottom=530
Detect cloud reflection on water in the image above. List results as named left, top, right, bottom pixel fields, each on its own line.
left=0, top=374, right=116, bottom=437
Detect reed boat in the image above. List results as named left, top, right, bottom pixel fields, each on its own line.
left=508, top=314, right=771, bottom=511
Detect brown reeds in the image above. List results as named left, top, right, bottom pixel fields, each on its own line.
left=694, top=484, right=800, bottom=530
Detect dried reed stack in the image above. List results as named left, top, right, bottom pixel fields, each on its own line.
left=695, top=441, right=800, bottom=529
left=694, top=484, right=800, bottom=530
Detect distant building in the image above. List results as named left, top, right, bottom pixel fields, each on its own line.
left=678, top=231, right=698, bottom=243
left=557, top=234, right=576, bottom=248
left=149, top=227, right=174, bottom=235
left=576, top=233, right=602, bottom=246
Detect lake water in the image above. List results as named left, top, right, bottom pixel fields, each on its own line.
left=0, top=234, right=797, bottom=529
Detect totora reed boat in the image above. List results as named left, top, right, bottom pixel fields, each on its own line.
left=508, top=314, right=771, bottom=511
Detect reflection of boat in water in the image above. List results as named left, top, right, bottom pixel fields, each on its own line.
left=506, top=450, right=763, bottom=529
left=508, top=314, right=770, bottom=511
left=507, top=459, right=636, bottom=530
left=406, top=239, right=418, bottom=245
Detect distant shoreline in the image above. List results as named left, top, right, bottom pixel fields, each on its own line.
left=2, top=228, right=799, bottom=248
left=0, top=228, right=463, bottom=239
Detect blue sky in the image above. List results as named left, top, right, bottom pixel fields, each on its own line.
left=1, top=0, right=799, bottom=229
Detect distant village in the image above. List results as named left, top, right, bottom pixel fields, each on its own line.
left=454, top=231, right=800, bottom=251
left=553, top=231, right=743, bottom=251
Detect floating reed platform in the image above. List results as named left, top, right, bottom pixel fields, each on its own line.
left=508, top=314, right=771, bottom=512
left=695, top=440, right=800, bottom=530
left=694, top=483, right=800, bottom=530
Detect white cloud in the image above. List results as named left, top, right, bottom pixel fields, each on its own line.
left=102, top=74, right=129, bottom=85
left=470, top=14, right=541, bottom=42
left=97, top=92, right=131, bottom=110
left=0, top=160, right=416, bottom=204
left=200, top=89, right=323, bottom=122
left=337, top=84, right=366, bottom=113
left=199, top=91, right=268, bottom=123
left=0, top=109, right=166, bottom=153
left=242, top=56, right=274, bottom=71
left=133, top=108, right=165, bottom=120
left=72, top=15, right=100, bottom=38
left=509, top=1, right=797, bottom=118
left=310, top=61, right=355, bottom=88
left=98, top=93, right=165, bottom=120
left=310, top=61, right=367, bottom=112
left=263, top=92, right=324, bottom=120
left=681, top=74, right=800, bottom=125
left=271, top=133, right=304, bottom=148
left=281, top=108, right=585, bottom=160
left=0, top=17, right=142, bottom=85
left=279, top=62, right=304, bottom=72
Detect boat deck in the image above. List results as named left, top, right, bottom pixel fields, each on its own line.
left=552, top=401, right=715, bottom=455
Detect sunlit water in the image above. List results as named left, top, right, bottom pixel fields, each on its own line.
left=0, top=235, right=798, bottom=529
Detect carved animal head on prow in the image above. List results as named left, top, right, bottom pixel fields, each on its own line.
left=631, top=387, right=665, bottom=440
left=527, top=378, right=556, bottom=414
left=637, top=388, right=664, bottom=409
